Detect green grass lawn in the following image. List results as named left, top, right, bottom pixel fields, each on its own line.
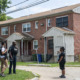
left=16, top=62, right=80, bottom=67
left=1, top=62, right=80, bottom=67
left=0, top=69, right=35, bottom=80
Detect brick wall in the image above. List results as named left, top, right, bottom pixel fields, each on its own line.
left=0, top=13, right=74, bottom=55
left=73, top=13, right=80, bottom=55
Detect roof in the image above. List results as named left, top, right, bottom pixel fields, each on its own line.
left=22, top=32, right=34, bottom=39
left=55, top=27, right=75, bottom=34
left=0, top=3, right=80, bottom=25
left=42, top=27, right=75, bottom=37
left=6, top=32, right=34, bottom=40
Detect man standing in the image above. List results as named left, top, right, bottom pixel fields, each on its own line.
left=0, top=42, right=8, bottom=77
left=8, top=41, right=18, bottom=74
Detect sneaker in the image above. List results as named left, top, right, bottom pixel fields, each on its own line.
left=60, top=75, right=66, bottom=78
left=59, top=75, right=63, bottom=78
left=1, top=74, right=5, bottom=77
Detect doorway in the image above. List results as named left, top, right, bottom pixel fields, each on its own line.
left=28, top=41, right=32, bottom=55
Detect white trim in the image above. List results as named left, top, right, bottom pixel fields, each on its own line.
left=35, top=21, right=38, bottom=29
left=1, top=27, right=8, bottom=35
left=22, top=22, right=31, bottom=32
left=73, top=6, right=80, bottom=14
left=56, top=15, right=68, bottom=18
left=33, top=40, right=38, bottom=50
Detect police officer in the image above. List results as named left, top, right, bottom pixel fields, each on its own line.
left=8, top=41, right=18, bottom=74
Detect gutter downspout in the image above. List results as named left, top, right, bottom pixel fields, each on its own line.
left=44, top=18, right=48, bottom=62
left=9, top=26, right=10, bottom=36
left=46, top=18, right=48, bottom=31
left=21, top=39, right=23, bottom=61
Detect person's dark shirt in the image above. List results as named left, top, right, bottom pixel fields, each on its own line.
left=58, top=52, right=65, bottom=63
left=9, top=45, right=18, bottom=57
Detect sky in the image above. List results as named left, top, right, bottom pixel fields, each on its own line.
left=7, top=0, right=80, bottom=18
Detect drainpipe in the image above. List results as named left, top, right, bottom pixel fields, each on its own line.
left=46, top=18, right=48, bottom=31
left=64, top=35, right=67, bottom=62
left=44, top=18, right=48, bottom=62
left=9, top=26, right=10, bottom=36
left=44, top=37, right=47, bottom=62
left=21, top=39, right=23, bottom=61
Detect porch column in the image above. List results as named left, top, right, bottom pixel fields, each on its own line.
left=52, top=36, right=55, bottom=62
left=44, top=37, right=47, bottom=62
left=21, top=39, right=23, bottom=61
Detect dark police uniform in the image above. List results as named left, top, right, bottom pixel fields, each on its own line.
left=9, top=45, right=18, bottom=74
left=58, top=52, right=66, bottom=70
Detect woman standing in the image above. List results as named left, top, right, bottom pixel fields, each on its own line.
left=0, top=42, right=8, bottom=77
left=58, top=47, right=66, bottom=78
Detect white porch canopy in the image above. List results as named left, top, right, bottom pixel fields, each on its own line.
left=42, top=27, right=75, bottom=37
left=6, top=32, right=34, bottom=61
left=42, top=27, right=75, bottom=62
left=6, top=32, right=34, bottom=41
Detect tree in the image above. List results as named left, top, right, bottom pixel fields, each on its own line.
left=0, top=14, right=7, bottom=21
left=0, top=0, right=11, bottom=21
left=7, top=16, right=13, bottom=20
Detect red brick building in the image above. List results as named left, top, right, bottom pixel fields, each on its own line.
left=0, top=3, right=80, bottom=62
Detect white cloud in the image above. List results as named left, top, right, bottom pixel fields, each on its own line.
left=31, top=6, right=50, bottom=13
left=24, top=6, right=50, bottom=15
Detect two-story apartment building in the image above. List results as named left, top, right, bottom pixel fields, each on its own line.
left=0, top=3, right=80, bottom=62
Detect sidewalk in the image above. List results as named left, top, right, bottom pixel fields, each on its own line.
left=17, top=66, right=80, bottom=80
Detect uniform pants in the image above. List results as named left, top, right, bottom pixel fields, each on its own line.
left=9, top=56, right=16, bottom=74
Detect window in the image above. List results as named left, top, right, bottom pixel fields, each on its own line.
left=1, top=27, right=8, bottom=35
left=35, top=21, right=38, bottom=29
left=48, top=39, right=53, bottom=49
left=14, top=25, right=16, bottom=32
left=33, top=40, right=38, bottom=50
left=22, top=23, right=31, bottom=32
left=48, top=19, right=51, bottom=27
left=56, top=16, right=68, bottom=27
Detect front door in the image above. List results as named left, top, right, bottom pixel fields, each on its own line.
left=28, top=41, right=31, bottom=55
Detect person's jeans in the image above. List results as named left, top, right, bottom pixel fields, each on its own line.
left=9, top=56, right=16, bottom=74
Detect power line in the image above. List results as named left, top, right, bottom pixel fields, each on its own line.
left=6, top=0, right=49, bottom=14
left=9, top=0, right=29, bottom=8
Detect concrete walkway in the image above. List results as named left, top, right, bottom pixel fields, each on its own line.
left=17, top=66, right=80, bottom=80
